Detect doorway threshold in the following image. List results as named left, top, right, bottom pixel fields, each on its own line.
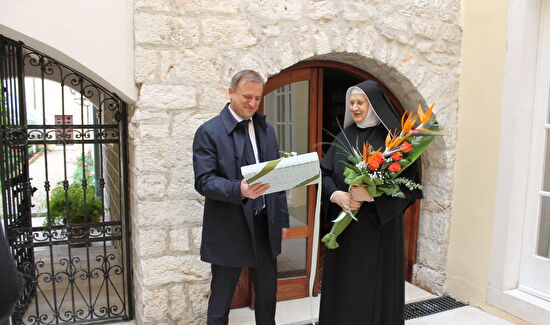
left=229, top=282, right=436, bottom=325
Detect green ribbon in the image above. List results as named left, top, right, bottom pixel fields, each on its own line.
left=246, top=158, right=283, bottom=183
left=293, top=174, right=320, bottom=189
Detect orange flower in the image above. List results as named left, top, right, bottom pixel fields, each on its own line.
left=401, top=112, right=417, bottom=136
left=391, top=152, right=403, bottom=161
left=368, top=160, right=380, bottom=171
left=417, top=103, right=435, bottom=126
left=363, top=143, right=369, bottom=163
left=372, top=152, right=384, bottom=165
left=401, top=141, right=413, bottom=152
left=388, top=162, right=401, bottom=172
left=367, top=149, right=384, bottom=171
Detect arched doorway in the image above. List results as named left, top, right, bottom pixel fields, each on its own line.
left=231, top=60, right=421, bottom=308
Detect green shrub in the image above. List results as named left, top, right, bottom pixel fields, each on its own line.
left=43, top=182, right=102, bottom=226
left=71, top=153, right=95, bottom=185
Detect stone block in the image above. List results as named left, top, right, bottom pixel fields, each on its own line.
left=142, top=255, right=211, bottom=286
left=262, top=25, right=281, bottom=37
left=436, top=1, right=460, bottom=23
left=198, top=87, right=230, bottom=110
left=305, top=0, right=339, bottom=21
left=166, top=167, right=203, bottom=201
left=136, top=228, right=169, bottom=258
left=175, top=0, right=239, bottom=14
left=429, top=211, right=451, bottom=244
left=136, top=122, right=171, bottom=138
left=191, top=227, right=202, bottom=249
left=135, top=0, right=171, bottom=11
left=342, top=1, right=377, bottom=21
left=441, top=25, right=462, bottom=43
left=137, top=84, right=196, bottom=110
left=202, top=19, right=257, bottom=48
left=135, top=47, right=159, bottom=83
left=312, top=29, right=332, bottom=55
left=416, top=238, right=448, bottom=270
left=188, top=282, right=210, bottom=318
left=135, top=13, right=200, bottom=47
left=135, top=174, right=168, bottom=200
left=412, top=264, right=446, bottom=294
left=135, top=198, right=203, bottom=227
left=359, top=25, right=379, bottom=56
left=411, top=20, right=441, bottom=40
left=378, top=15, right=415, bottom=45
left=243, top=0, right=303, bottom=21
left=172, top=111, right=218, bottom=139
left=170, top=228, right=191, bottom=252
left=169, top=285, right=190, bottom=320
left=160, top=48, right=224, bottom=84
left=422, top=184, right=452, bottom=213
left=133, top=139, right=179, bottom=172
left=141, top=287, right=169, bottom=323
left=344, top=26, right=361, bottom=53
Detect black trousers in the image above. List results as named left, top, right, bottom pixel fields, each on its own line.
left=207, top=211, right=277, bottom=325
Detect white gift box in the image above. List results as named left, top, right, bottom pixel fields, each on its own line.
left=240, top=152, right=320, bottom=195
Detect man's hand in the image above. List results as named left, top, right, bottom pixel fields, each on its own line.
left=241, top=179, right=270, bottom=199
left=282, top=227, right=288, bottom=240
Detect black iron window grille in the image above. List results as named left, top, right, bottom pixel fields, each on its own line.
left=0, top=35, right=132, bottom=325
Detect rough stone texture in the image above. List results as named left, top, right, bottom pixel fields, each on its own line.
left=142, top=255, right=210, bottom=286
left=136, top=228, right=169, bottom=258
left=141, top=288, right=169, bottom=324
left=132, top=0, right=462, bottom=322
left=168, top=285, right=190, bottom=320
left=170, top=228, right=190, bottom=252
left=188, top=282, right=210, bottom=320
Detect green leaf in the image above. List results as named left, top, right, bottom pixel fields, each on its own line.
left=394, top=124, right=440, bottom=176
left=342, top=161, right=361, bottom=174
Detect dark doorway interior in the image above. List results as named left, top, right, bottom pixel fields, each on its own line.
left=321, top=69, right=362, bottom=153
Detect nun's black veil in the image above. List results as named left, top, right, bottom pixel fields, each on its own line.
left=354, top=80, right=401, bottom=133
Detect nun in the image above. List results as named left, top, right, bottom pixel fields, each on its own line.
left=318, top=80, right=422, bottom=325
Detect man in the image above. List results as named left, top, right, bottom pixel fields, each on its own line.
left=193, top=70, right=289, bottom=325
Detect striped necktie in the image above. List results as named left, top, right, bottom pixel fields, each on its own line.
left=239, top=119, right=265, bottom=214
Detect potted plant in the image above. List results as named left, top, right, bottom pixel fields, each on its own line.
left=43, top=182, right=102, bottom=246
left=44, top=153, right=102, bottom=246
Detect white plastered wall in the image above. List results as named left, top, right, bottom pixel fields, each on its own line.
left=0, top=0, right=137, bottom=103
left=487, top=0, right=550, bottom=324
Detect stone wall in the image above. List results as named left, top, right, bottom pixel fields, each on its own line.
left=132, top=0, right=461, bottom=323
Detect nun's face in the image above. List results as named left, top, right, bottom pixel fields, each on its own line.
left=349, top=93, right=369, bottom=124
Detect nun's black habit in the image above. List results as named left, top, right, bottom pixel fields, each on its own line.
left=318, top=81, right=422, bottom=325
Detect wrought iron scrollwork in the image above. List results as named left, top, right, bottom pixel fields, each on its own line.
left=1, top=35, right=131, bottom=325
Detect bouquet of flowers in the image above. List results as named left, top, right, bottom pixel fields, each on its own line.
left=321, top=104, right=445, bottom=249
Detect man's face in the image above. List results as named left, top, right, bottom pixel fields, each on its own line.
left=228, top=80, right=264, bottom=120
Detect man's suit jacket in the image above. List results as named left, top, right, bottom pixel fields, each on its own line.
left=193, top=105, right=290, bottom=267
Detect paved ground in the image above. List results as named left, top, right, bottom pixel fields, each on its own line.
left=228, top=283, right=517, bottom=325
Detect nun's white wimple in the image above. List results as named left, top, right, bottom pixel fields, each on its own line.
left=344, top=86, right=381, bottom=129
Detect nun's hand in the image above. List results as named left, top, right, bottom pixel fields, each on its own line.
left=331, top=190, right=361, bottom=213
left=350, top=185, right=374, bottom=202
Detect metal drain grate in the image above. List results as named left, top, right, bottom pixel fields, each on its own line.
left=405, top=296, right=467, bottom=320
left=289, top=296, right=467, bottom=324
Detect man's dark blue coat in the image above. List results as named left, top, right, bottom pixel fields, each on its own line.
left=192, top=105, right=290, bottom=267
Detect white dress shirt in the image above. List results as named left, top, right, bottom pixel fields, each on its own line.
left=228, top=105, right=260, bottom=164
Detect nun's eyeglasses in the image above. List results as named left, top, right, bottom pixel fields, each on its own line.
left=350, top=100, right=366, bottom=106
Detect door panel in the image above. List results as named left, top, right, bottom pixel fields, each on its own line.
left=519, top=1, right=550, bottom=300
